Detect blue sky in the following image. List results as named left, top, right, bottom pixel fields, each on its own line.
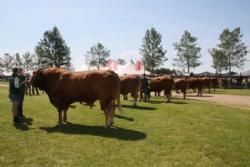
left=0, top=0, right=249, bottom=72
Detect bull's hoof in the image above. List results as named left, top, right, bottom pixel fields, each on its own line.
left=104, top=125, right=111, bottom=129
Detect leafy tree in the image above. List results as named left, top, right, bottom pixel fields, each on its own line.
left=209, top=49, right=227, bottom=75
left=22, top=52, right=37, bottom=71
left=155, top=68, right=176, bottom=75
left=35, top=26, right=71, bottom=68
left=140, top=27, right=167, bottom=74
left=0, top=56, right=3, bottom=68
left=13, top=53, right=23, bottom=67
left=117, top=58, right=126, bottom=65
left=216, top=27, right=248, bottom=75
left=1, top=53, right=14, bottom=72
left=85, top=43, right=110, bottom=69
left=173, top=30, right=201, bottom=73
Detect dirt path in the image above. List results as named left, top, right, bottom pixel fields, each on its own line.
left=174, top=93, right=250, bottom=109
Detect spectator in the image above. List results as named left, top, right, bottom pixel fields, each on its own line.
left=17, top=68, right=26, bottom=118
left=8, top=68, right=22, bottom=123
left=141, top=74, right=149, bottom=102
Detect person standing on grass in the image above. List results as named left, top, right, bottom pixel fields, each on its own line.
left=141, top=74, right=149, bottom=102
left=17, top=68, right=26, bottom=119
left=8, top=68, right=22, bottom=123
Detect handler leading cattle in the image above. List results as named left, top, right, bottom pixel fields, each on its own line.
left=31, top=67, right=121, bottom=128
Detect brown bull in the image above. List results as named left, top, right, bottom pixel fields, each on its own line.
left=31, top=67, right=121, bottom=128
left=149, top=76, right=174, bottom=102
left=120, top=75, right=141, bottom=107
left=188, top=78, right=203, bottom=96
left=174, top=78, right=188, bottom=99
left=200, top=77, right=218, bottom=93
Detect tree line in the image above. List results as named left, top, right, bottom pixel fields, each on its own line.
left=0, top=26, right=248, bottom=75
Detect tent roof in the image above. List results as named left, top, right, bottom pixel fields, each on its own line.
left=241, top=70, right=250, bottom=76
left=75, top=62, right=150, bottom=75
left=196, top=71, right=216, bottom=76
left=116, top=62, right=149, bottom=76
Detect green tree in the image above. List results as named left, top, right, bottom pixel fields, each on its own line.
left=22, top=52, right=37, bottom=71
left=2, top=53, right=14, bottom=72
left=140, top=27, right=167, bottom=74
left=35, top=26, right=71, bottom=68
left=85, top=43, right=110, bottom=69
left=0, top=56, right=3, bottom=68
left=13, top=53, right=23, bottom=67
left=216, top=27, right=248, bottom=75
left=155, top=68, right=176, bottom=75
left=209, top=49, right=227, bottom=75
left=173, top=30, right=201, bottom=73
left=117, top=58, right=126, bottom=65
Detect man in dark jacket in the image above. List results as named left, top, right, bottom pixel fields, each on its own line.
left=17, top=68, right=26, bottom=118
left=141, top=74, right=149, bottom=102
left=9, top=68, right=22, bottom=123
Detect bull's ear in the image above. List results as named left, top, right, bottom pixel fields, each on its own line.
left=34, top=68, right=44, bottom=75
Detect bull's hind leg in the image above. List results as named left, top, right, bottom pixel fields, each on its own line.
left=165, top=90, right=171, bottom=102
left=110, top=100, right=116, bottom=126
left=132, top=92, right=139, bottom=107
left=105, top=101, right=116, bottom=128
left=101, top=100, right=112, bottom=128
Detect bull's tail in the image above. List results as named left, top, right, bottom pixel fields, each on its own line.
left=115, top=80, right=122, bottom=113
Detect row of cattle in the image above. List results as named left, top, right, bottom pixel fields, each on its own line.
left=120, top=75, right=219, bottom=104
left=30, top=68, right=218, bottom=128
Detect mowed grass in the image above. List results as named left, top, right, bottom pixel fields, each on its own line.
left=187, top=87, right=250, bottom=96
left=1, top=86, right=250, bottom=167
left=211, top=88, right=250, bottom=96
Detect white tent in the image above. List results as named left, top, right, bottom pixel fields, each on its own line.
left=116, top=62, right=149, bottom=76
left=75, top=62, right=150, bottom=75
left=241, top=70, right=250, bottom=77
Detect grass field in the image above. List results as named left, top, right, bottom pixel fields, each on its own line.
left=187, top=88, right=250, bottom=96
left=1, top=86, right=250, bottom=167
left=212, top=88, right=250, bottom=96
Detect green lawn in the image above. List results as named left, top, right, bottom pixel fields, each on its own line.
left=1, top=86, right=250, bottom=167
left=198, top=88, right=250, bottom=96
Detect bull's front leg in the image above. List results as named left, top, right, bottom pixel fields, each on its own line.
left=63, top=109, right=68, bottom=123
left=57, top=109, right=63, bottom=124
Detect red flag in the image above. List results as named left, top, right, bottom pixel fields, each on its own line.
left=107, top=60, right=118, bottom=71
left=135, top=60, right=142, bottom=71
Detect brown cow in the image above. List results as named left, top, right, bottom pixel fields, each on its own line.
left=120, top=75, right=141, bottom=107
left=200, top=77, right=218, bottom=93
left=174, top=78, right=188, bottom=99
left=210, top=77, right=219, bottom=92
left=31, top=67, right=121, bottom=128
left=149, top=76, right=174, bottom=102
left=188, top=77, right=203, bottom=96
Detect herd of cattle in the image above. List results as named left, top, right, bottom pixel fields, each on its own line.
left=31, top=67, right=219, bottom=128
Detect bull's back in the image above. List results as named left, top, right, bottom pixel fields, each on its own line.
left=120, top=75, right=141, bottom=94
left=54, top=70, right=120, bottom=100
left=150, top=76, right=174, bottom=91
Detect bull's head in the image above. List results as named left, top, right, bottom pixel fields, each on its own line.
left=31, top=69, right=46, bottom=90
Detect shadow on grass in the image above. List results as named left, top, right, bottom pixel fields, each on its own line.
left=122, top=104, right=156, bottom=110
left=149, top=100, right=188, bottom=105
left=40, top=123, right=146, bottom=141
left=186, top=94, right=213, bottom=97
left=114, top=114, right=134, bottom=122
left=13, top=117, right=33, bottom=131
